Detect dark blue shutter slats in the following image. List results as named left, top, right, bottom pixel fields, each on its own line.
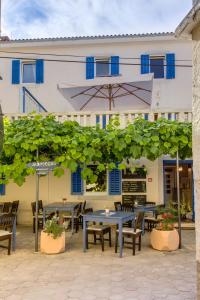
left=102, top=115, right=106, bottom=129
left=71, top=167, right=83, bottom=195
left=36, top=59, right=44, bottom=84
left=111, top=56, right=119, bottom=76
left=12, top=60, right=20, bottom=84
left=96, top=115, right=100, bottom=124
left=86, top=57, right=94, bottom=79
left=141, top=55, right=149, bottom=74
left=109, top=167, right=121, bottom=195
left=0, top=184, right=5, bottom=195
left=166, top=53, right=175, bottom=79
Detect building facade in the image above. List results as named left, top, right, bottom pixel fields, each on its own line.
left=0, top=32, right=193, bottom=224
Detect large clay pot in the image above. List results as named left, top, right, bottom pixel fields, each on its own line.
left=40, top=231, right=65, bottom=254
left=150, top=228, right=179, bottom=251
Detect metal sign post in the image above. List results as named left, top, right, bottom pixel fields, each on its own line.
left=176, top=151, right=182, bottom=249
left=27, top=161, right=59, bottom=252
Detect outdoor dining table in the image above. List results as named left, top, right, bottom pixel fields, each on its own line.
left=83, top=210, right=135, bottom=258
left=43, top=202, right=79, bottom=233
left=0, top=213, right=16, bottom=251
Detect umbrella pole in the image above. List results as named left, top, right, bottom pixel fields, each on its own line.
left=176, top=150, right=182, bottom=249
left=108, top=84, right=112, bottom=111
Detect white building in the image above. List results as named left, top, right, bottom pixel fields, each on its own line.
left=0, top=32, right=193, bottom=224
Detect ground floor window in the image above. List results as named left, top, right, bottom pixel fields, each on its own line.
left=85, top=165, right=107, bottom=194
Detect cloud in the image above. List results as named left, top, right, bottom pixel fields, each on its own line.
left=2, top=0, right=192, bottom=39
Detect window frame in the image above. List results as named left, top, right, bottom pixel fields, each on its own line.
left=22, top=60, right=36, bottom=84
left=150, top=55, right=165, bottom=79
left=84, top=165, right=108, bottom=195
left=95, top=57, right=111, bottom=78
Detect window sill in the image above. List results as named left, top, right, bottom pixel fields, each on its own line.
left=95, top=74, right=121, bottom=78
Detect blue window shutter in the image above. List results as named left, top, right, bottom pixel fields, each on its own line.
left=0, top=184, right=5, bottom=196
left=12, top=60, right=20, bottom=84
left=102, top=115, right=106, bottom=129
left=86, top=57, right=94, bottom=79
left=166, top=53, right=175, bottom=79
left=141, top=55, right=149, bottom=74
left=71, top=167, right=83, bottom=195
left=111, top=56, right=119, bottom=76
left=96, top=115, right=100, bottom=124
left=36, top=59, right=44, bottom=84
left=109, top=167, right=121, bottom=195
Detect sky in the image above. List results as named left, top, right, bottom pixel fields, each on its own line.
left=2, top=0, right=192, bottom=39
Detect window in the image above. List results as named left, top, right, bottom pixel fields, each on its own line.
left=85, top=165, right=107, bottom=193
left=96, top=58, right=110, bottom=77
left=22, top=62, right=36, bottom=83
left=150, top=57, right=164, bottom=79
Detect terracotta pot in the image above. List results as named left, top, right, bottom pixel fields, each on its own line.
left=40, top=231, right=65, bottom=254
left=150, top=228, right=179, bottom=251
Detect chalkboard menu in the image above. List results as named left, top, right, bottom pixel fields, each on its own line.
left=122, top=181, right=146, bottom=193
left=122, top=195, right=146, bottom=205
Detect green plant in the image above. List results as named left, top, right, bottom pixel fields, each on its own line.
left=44, top=217, right=64, bottom=239
left=156, top=208, right=177, bottom=231
left=0, top=114, right=192, bottom=186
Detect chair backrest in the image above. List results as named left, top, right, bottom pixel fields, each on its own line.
left=38, top=200, right=43, bottom=210
left=84, top=208, right=93, bottom=214
left=134, top=212, right=144, bottom=232
left=3, top=202, right=12, bottom=213
left=122, top=203, right=134, bottom=212
left=114, top=202, right=122, bottom=211
left=0, top=213, right=15, bottom=232
left=81, top=201, right=86, bottom=213
left=74, top=202, right=82, bottom=217
left=31, top=201, right=43, bottom=216
left=11, top=200, right=19, bottom=214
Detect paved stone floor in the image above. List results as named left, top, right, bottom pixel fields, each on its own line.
left=0, top=226, right=197, bottom=300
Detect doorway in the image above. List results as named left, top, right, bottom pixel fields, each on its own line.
left=163, top=160, right=194, bottom=221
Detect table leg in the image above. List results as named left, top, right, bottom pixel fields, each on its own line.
left=83, top=217, right=87, bottom=252
left=118, top=221, right=123, bottom=258
left=12, top=216, right=16, bottom=251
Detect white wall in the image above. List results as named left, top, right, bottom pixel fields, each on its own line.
left=0, top=35, right=192, bottom=113
left=0, top=158, right=163, bottom=225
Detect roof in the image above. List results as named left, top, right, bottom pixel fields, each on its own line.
left=1, top=32, right=174, bottom=44
left=175, top=1, right=200, bottom=36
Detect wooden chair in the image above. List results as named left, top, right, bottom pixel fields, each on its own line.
left=79, top=200, right=86, bottom=228
left=2, top=202, right=12, bottom=213
left=85, top=208, right=112, bottom=252
left=63, top=203, right=82, bottom=232
left=114, top=201, right=122, bottom=211
left=11, top=200, right=19, bottom=224
left=31, top=201, right=44, bottom=233
left=0, top=213, right=15, bottom=255
left=115, top=212, right=144, bottom=256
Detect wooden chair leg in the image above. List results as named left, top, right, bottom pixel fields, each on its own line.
left=138, top=234, right=141, bottom=251
left=94, top=233, right=96, bottom=244
left=8, top=236, right=11, bottom=255
left=115, top=232, right=118, bottom=253
left=109, top=229, right=112, bottom=247
left=76, top=219, right=79, bottom=233
left=132, top=235, right=136, bottom=256
left=33, top=218, right=35, bottom=233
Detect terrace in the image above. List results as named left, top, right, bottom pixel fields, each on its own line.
left=0, top=226, right=196, bottom=300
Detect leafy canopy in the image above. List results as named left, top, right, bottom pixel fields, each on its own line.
left=0, top=114, right=192, bottom=186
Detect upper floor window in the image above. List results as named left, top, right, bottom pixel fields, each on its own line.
left=22, top=62, right=36, bottom=83
left=150, top=56, right=164, bottom=79
left=96, top=58, right=110, bottom=77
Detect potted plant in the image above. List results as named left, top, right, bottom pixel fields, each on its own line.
left=150, top=208, right=179, bottom=251
left=40, top=216, right=67, bottom=254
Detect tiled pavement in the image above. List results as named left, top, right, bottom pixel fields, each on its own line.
left=0, top=226, right=196, bottom=300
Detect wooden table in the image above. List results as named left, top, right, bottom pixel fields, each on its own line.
left=43, top=202, right=79, bottom=233
left=83, top=210, right=135, bottom=258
